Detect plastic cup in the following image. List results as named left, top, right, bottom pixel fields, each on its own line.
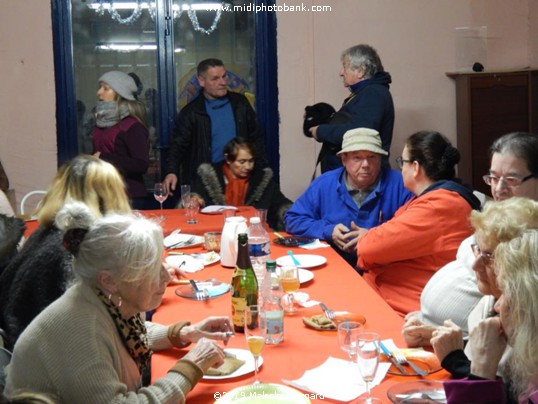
left=255, top=208, right=268, bottom=227
left=222, top=208, right=236, bottom=224
left=204, top=231, right=222, bottom=252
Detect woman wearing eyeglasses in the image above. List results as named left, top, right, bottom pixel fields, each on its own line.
left=430, top=197, right=538, bottom=379
left=485, top=132, right=538, bottom=201
left=402, top=132, right=538, bottom=351
left=443, top=229, right=538, bottom=403
left=355, top=130, right=481, bottom=316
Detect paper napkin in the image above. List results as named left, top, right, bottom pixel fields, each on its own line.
left=200, top=205, right=238, bottom=213
left=283, top=356, right=391, bottom=402
left=299, top=239, right=331, bottom=250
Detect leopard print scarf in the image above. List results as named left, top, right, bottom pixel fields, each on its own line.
left=95, top=288, right=152, bottom=373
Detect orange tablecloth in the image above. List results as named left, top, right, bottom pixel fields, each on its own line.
left=144, top=207, right=257, bottom=236
left=151, top=212, right=450, bottom=403
left=22, top=206, right=257, bottom=239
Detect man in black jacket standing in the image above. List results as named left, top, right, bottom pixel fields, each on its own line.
left=163, top=58, right=265, bottom=193
left=309, top=44, right=394, bottom=173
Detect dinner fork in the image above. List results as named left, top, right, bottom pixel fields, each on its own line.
left=189, top=280, right=209, bottom=300
left=392, top=349, right=428, bottom=376
left=319, top=302, right=335, bottom=320
left=167, top=236, right=196, bottom=250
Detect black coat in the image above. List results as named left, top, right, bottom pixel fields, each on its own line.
left=0, top=226, right=73, bottom=349
left=0, top=214, right=25, bottom=275
left=165, top=91, right=266, bottom=185
left=192, top=163, right=292, bottom=231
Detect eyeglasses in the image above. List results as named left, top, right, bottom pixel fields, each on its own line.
left=470, top=243, right=494, bottom=266
left=395, top=156, right=413, bottom=169
left=483, top=173, right=536, bottom=188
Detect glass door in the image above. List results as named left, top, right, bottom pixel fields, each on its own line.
left=53, top=0, right=277, bottom=195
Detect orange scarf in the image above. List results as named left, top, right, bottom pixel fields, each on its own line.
left=223, top=163, right=249, bottom=206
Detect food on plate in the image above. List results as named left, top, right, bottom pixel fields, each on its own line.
left=302, top=314, right=336, bottom=331
left=206, top=352, right=246, bottom=376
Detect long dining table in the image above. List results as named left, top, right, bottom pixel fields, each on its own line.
left=149, top=208, right=451, bottom=403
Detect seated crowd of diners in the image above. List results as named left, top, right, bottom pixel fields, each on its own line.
left=0, top=128, right=537, bottom=403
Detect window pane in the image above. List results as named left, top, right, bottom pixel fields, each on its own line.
left=71, top=1, right=162, bottom=186
left=172, top=1, right=256, bottom=111
left=70, top=1, right=256, bottom=192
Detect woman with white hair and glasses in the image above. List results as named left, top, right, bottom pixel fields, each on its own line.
left=5, top=202, right=231, bottom=403
left=430, top=197, right=538, bottom=379
left=402, top=132, right=538, bottom=348
left=443, top=229, right=538, bottom=403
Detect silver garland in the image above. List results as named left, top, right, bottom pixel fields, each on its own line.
left=187, top=8, right=223, bottom=35
left=90, top=1, right=224, bottom=34
left=96, top=0, right=143, bottom=25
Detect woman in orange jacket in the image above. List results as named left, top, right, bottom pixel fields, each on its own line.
left=356, top=131, right=481, bottom=316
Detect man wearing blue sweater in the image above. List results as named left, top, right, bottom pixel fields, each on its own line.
left=285, top=128, right=412, bottom=268
left=164, top=58, right=265, bottom=192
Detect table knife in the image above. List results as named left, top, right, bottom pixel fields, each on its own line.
left=378, top=341, right=407, bottom=375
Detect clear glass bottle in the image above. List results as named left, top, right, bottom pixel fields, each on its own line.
left=262, top=260, right=284, bottom=344
left=247, top=216, right=271, bottom=283
left=231, top=233, right=258, bottom=333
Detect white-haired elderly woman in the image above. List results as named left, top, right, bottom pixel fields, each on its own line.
left=443, top=229, right=538, bottom=403
left=4, top=202, right=232, bottom=403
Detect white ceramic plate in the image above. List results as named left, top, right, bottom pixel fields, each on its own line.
left=387, top=380, right=446, bottom=403
left=275, top=254, right=327, bottom=269
left=175, top=281, right=230, bottom=300
left=203, top=348, right=263, bottom=380
left=215, top=383, right=311, bottom=403
left=163, top=233, right=204, bottom=249
left=275, top=267, right=314, bottom=284
left=165, top=255, right=204, bottom=273
left=196, top=251, right=221, bottom=265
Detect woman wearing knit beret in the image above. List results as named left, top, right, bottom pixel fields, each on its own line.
left=93, top=71, right=150, bottom=209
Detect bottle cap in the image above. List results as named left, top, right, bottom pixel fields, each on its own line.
left=266, top=260, right=277, bottom=271
left=250, top=217, right=261, bottom=224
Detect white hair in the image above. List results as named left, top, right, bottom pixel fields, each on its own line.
left=56, top=202, right=163, bottom=285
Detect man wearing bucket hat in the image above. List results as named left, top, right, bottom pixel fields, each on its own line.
left=93, top=70, right=149, bottom=209
left=285, top=128, right=412, bottom=268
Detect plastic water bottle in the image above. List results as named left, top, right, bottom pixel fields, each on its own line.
left=262, top=260, right=284, bottom=344
left=247, top=216, right=271, bottom=282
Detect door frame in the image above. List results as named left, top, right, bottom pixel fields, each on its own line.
left=51, top=0, right=280, bottom=180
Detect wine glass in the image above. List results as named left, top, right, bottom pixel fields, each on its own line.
left=356, top=332, right=381, bottom=404
left=153, top=182, right=168, bottom=220
left=184, top=193, right=200, bottom=224
left=244, top=305, right=266, bottom=384
left=337, top=321, right=364, bottom=364
left=279, top=265, right=300, bottom=314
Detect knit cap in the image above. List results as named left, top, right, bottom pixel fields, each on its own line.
left=337, top=128, right=388, bottom=156
left=98, top=71, right=137, bottom=101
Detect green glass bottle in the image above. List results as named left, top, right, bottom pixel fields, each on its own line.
left=231, top=233, right=259, bottom=333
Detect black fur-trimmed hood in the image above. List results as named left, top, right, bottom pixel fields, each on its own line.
left=196, top=163, right=275, bottom=206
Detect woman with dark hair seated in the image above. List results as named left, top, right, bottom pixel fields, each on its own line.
left=192, top=137, right=292, bottom=230
left=355, top=130, right=481, bottom=316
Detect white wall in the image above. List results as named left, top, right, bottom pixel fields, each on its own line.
left=277, top=0, right=532, bottom=199
left=0, top=0, right=57, bottom=211
left=0, top=0, right=535, bottom=209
